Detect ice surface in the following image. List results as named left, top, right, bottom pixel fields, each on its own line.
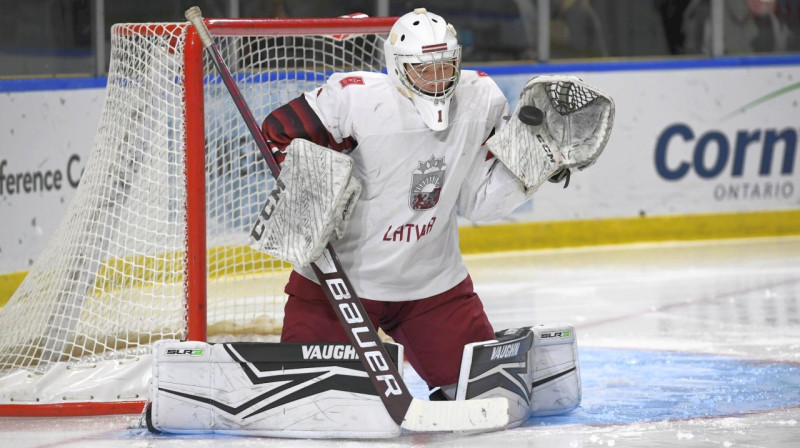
left=2, top=236, right=799, bottom=447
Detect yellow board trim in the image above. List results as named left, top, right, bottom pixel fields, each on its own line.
left=2, top=209, right=799, bottom=307
left=458, top=209, right=800, bottom=254
left=90, top=245, right=290, bottom=295
left=0, top=271, right=28, bottom=309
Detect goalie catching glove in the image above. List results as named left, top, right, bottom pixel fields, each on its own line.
left=486, top=75, right=615, bottom=194
left=249, top=139, right=361, bottom=267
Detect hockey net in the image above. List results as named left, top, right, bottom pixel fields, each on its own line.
left=0, top=17, right=393, bottom=416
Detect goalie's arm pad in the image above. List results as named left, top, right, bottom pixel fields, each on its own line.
left=248, top=138, right=361, bottom=267
left=485, top=75, right=615, bottom=195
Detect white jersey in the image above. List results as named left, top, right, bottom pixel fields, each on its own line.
left=290, top=70, right=527, bottom=301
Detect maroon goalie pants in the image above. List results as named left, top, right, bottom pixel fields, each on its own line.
left=280, top=271, right=495, bottom=388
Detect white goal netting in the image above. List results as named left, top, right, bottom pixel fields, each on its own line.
left=0, top=20, right=388, bottom=411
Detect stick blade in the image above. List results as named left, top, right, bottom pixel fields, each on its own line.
left=401, top=397, right=509, bottom=432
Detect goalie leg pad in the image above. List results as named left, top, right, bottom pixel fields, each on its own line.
left=528, top=323, right=581, bottom=417
left=451, top=324, right=581, bottom=427
left=149, top=340, right=402, bottom=439
left=454, top=328, right=535, bottom=428
left=248, top=138, right=362, bottom=267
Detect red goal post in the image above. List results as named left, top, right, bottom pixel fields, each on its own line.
left=0, top=16, right=395, bottom=417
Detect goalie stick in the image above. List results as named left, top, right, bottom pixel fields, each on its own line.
left=183, top=6, right=509, bottom=433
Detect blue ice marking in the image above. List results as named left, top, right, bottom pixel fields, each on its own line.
left=525, top=347, right=800, bottom=427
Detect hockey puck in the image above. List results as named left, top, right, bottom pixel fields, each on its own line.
left=518, top=105, right=544, bottom=126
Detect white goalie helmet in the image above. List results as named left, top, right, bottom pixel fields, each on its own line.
left=384, top=8, right=461, bottom=131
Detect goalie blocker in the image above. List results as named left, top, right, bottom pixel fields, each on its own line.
left=249, top=138, right=362, bottom=267
left=146, top=324, right=579, bottom=438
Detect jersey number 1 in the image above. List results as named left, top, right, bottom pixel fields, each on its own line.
left=438, top=110, right=443, bottom=123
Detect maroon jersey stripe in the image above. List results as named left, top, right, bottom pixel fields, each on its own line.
left=334, top=136, right=358, bottom=153
left=261, top=95, right=358, bottom=158
left=289, top=96, right=357, bottom=153
left=261, top=113, right=288, bottom=164
left=288, top=96, right=332, bottom=148
left=262, top=106, right=293, bottom=149
left=482, top=127, right=496, bottom=160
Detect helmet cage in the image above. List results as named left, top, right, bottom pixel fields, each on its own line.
left=394, top=46, right=462, bottom=105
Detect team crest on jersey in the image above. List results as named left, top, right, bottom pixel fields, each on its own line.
left=410, top=155, right=447, bottom=211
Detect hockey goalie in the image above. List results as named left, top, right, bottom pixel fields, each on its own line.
left=149, top=7, right=613, bottom=438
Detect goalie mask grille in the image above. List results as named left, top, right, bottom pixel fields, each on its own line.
left=547, top=81, right=598, bottom=115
